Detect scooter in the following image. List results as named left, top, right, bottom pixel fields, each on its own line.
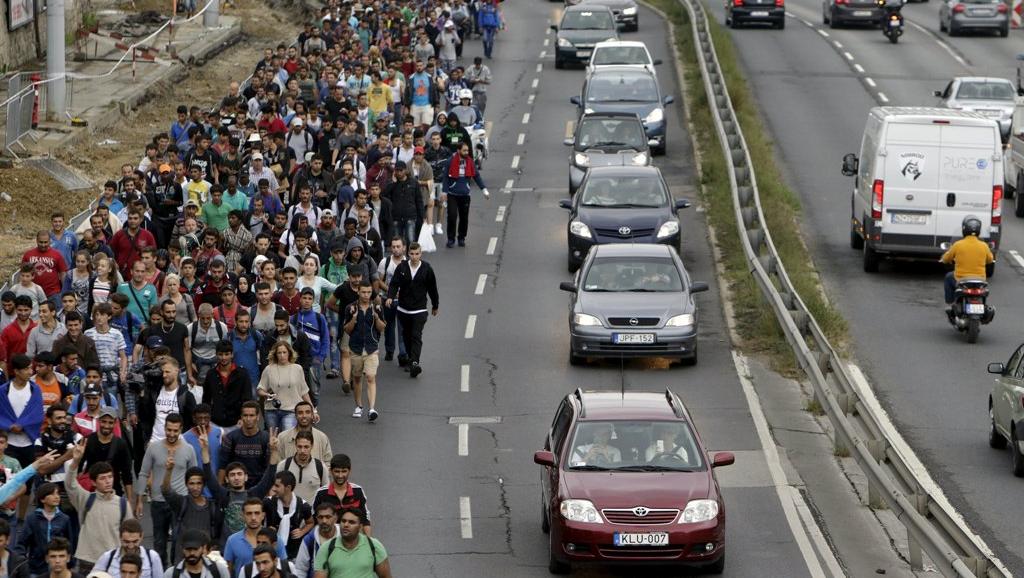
left=940, top=243, right=996, bottom=343
left=471, top=123, right=489, bottom=170
left=878, top=0, right=904, bottom=44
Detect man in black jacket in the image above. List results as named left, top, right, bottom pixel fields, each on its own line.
left=202, top=340, right=253, bottom=431
left=385, top=243, right=439, bottom=378
left=384, top=161, right=424, bottom=247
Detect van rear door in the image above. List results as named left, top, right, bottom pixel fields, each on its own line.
left=881, top=122, right=941, bottom=242
left=935, top=123, right=999, bottom=240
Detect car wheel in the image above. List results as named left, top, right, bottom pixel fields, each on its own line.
left=823, top=6, right=830, bottom=24
left=1012, top=427, right=1024, bottom=477
left=706, top=552, right=726, bottom=574
left=1016, top=172, right=1024, bottom=217
left=990, top=403, right=1007, bottom=449
left=680, top=353, right=698, bottom=366
left=863, top=242, right=880, bottom=273
left=630, top=20, right=639, bottom=32
left=939, top=17, right=946, bottom=31
left=568, top=253, right=580, bottom=273
left=548, top=536, right=571, bottom=574
left=829, top=9, right=839, bottom=28
left=555, top=58, right=565, bottom=70
left=850, top=228, right=864, bottom=250
left=948, top=23, right=959, bottom=36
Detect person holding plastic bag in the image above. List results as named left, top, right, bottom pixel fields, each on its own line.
left=443, top=143, right=490, bottom=249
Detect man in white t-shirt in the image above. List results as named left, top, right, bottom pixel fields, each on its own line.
left=148, top=358, right=196, bottom=444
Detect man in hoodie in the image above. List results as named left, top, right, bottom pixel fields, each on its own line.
left=291, top=290, right=329, bottom=405
left=342, top=238, right=378, bottom=284
left=385, top=244, right=439, bottom=378
left=440, top=114, right=472, bottom=154
left=17, top=482, right=72, bottom=576
left=384, top=162, right=424, bottom=247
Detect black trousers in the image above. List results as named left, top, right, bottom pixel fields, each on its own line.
left=447, top=194, right=471, bottom=242
left=398, top=310, right=429, bottom=364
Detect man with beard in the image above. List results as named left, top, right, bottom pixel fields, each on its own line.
left=93, top=518, right=164, bottom=578
left=293, top=503, right=338, bottom=578
left=163, top=529, right=231, bottom=578
left=32, top=404, right=79, bottom=505
left=292, top=155, right=335, bottom=210
left=133, top=301, right=192, bottom=381
left=263, top=470, right=312, bottom=559
left=146, top=164, right=184, bottom=249
left=67, top=441, right=134, bottom=575
left=135, top=413, right=198, bottom=564
left=202, top=341, right=251, bottom=436
left=276, top=402, right=331, bottom=464
left=162, top=457, right=220, bottom=560
left=311, top=508, right=390, bottom=578
left=79, top=402, right=133, bottom=500
left=311, top=454, right=370, bottom=533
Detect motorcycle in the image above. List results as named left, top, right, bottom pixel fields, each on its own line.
left=878, top=0, right=904, bottom=44
left=940, top=243, right=996, bottom=343
left=471, top=123, right=489, bottom=170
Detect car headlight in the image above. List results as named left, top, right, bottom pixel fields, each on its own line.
left=631, top=152, right=648, bottom=166
left=645, top=108, right=664, bottom=124
left=680, top=499, right=719, bottom=524
left=657, top=220, right=679, bottom=239
left=574, top=153, right=591, bottom=167
left=560, top=499, right=603, bottom=523
left=558, top=37, right=573, bottom=48
left=623, top=6, right=638, bottom=14
left=569, top=220, right=593, bottom=239
left=665, top=313, right=695, bottom=327
left=573, top=313, right=603, bottom=327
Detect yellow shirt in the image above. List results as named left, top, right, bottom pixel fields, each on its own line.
left=367, top=82, right=393, bottom=115
left=185, top=180, right=210, bottom=216
left=940, top=235, right=994, bottom=280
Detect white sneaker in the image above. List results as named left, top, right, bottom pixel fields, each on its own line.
left=368, top=408, right=379, bottom=422
left=435, top=223, right=444, bottom=235
left=352, top=406, right=363, bottom=418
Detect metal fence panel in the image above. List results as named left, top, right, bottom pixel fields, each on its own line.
left=5, top=76, right=22, bottom=151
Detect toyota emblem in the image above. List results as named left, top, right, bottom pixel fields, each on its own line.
left=618, top=226, right=631, bottom=236
left=632, top=506, right=649, bottom=517
left=629, top=317, right=639, bottom=326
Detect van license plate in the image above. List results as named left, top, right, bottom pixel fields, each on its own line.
left=751, top=10, right=769, bottom=15
left=614, top=532, right=669, bottom=546
left=966, top=303, right=985, bottom=315
left=577, top=50, right=591, bottom=57
left=614, top=333, right=655, bottom=344
left=854, top=10, right=872, bottom=15
left=890, top=213, right=927, bottom=225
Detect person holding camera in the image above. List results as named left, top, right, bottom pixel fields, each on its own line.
left=257, top=341, right=315, bottom=431
left=342, top=282, right=386, bottom=422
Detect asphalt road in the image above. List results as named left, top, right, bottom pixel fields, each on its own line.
left=310, top=1, right=820, bottom=576
left=708, top=1, right=1024, bottom=571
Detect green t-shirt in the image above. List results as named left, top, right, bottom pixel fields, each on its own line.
left=313, top=534, right=388, bottom=578
left=202, top=200, right=232, bottom=232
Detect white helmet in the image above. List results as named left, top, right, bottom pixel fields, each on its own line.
left=458, top=88, right=474, bottom=102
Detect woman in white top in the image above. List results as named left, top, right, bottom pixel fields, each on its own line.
left=258, top=340, right=314, bottom=431
left=90, top=256, right=121, bottom=310
left=295, top=256, right=338, bottom=313
left=63, top=250, right=94, bottom=317
left=161, top=273, right=196, bottom=325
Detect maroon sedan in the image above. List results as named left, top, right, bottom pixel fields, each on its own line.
left=534, top=389, right=734, bottom=574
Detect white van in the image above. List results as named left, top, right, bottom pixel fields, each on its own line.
left=1004, top=98, right=1024, bottom=217
left=841, top=107, right=1003, bottom=272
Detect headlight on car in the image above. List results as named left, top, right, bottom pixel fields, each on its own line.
left=573, top=313, right=603, bottom=327
left=560, top=499, right=603, bottom=523
left=656, top=220, right=679, bottom=239
left=569, top=220, right=593, bottom=239
left=623, top=6, right=638, bottom=14
left=645, top=108, right=664, bottom=124
left=574, top=153, right=591, bottom=167
left=631, top=152, right=648, bottom=166
left=680, top=500, right=719, bottom=524
left=558, top=37, right=574, bottom=48
left=665, top=314, right=695, bottom=327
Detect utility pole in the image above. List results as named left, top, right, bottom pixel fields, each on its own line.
left=203, top=0, right=219, bottom=27
left=45, top=0, right=66, bottom=121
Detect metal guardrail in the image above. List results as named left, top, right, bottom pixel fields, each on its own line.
left=677, top=0, right=1009, bottom=576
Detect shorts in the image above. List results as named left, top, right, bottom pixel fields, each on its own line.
left=340, top=331, right=351, bottom=353
left=6, top=444, right=34, bottom=468
left=420, top=183, right=435, bottom=206
left=411, top=104, right=434, bottom=126
left=351, top=351, right=380, bottom=378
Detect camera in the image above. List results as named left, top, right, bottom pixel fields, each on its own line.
left=271, top=398, right=282, bottom=409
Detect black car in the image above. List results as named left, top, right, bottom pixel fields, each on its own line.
left=725, top=0, right=786, bottom=29
left=570, top=67, right=673, bottom=155
left=822, top=0, right=883, bottom=27
left=560, top=165, right=690, bottom=272
left=559, top=244, right=708, bottom=366
left=565, top=112, right=654, bottom=196
left=571, top=0, right=641, bottom=31
left=552, top=5, right=620, bottom=69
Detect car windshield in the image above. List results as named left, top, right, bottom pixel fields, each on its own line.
left=579, top=175, right=667, bottom=207
left=593, top=46, right=650, bottom=66
left=566, top=420, right=704, bottom=471
left=582, top=258, right=683, bottom=292
left=586, top=75, right=659, bottom=103
left=561, top=10, right=615, bottom=29
left=578, top=119, right=647, bottom=149
left=956, top=81, right=1015, bottom=101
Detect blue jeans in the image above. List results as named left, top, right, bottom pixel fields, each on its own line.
left=482, top=27, right=497, bottom=58
left=265, top=409, right=297, bottom=431
left=383, top=302, right=406, bottom=357
left=944, top=272, right=956, bottom=304
left=394, top=218, right=417, bottom=247
left=325, top=309, right=341, bottom=373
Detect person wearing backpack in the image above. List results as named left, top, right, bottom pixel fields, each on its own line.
left=93, top=519, right=164, bottom=578
left=312, top=508, right=391, bottom=578
left=187, top=305, right=229, bottom=387
left=162, top=529, right=230, bottom=578
left=293, top=503, right=337, bottom=578
left=162, top=460, right=221, bottom=560
left=66, top=440, right=134, bottom=574
left=276, top=431, right=325, bottom=504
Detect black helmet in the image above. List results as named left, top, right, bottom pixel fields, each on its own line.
left=962, top=215, right=982, bottom=237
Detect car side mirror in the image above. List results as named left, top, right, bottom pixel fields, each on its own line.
left=675, top=198, right=691, bottom=210
left=558, top=199, right=573, bottom=210
left=988, top=362, right=1006, bottom=375
left=570, top=96, right=581, bottom=106
left=933, top=90, right=943, bottom=97
left=841, top=153, right=859, bottom=177
left=559, top=281, right=578, bottom=293
left=652, top=58, right=663, bottom=65
left=550, top=24, right=558, bottom=31
left=663, top=95, right=675, bottom=105
left=534, top=450, right=556, bottom=467
left=563, top=138, right=574, bottom=146
left=711, top=451, right=735, bottom=468
left=690, top=281, right=709, bottom=294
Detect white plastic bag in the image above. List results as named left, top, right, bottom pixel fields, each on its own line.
left=417, top=223, right=437, bottom=252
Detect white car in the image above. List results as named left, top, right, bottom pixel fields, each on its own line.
left=934, top=77, right=1016, bottom=140
left=586, top=40, right=661, bottom=76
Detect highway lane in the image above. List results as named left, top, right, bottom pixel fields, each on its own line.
left=711, top=1, right=1024, bottom=571
left=308, top=1, right=822, bottom=575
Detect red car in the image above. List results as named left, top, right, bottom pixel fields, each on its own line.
left=534, top=389, right=734, bottom=574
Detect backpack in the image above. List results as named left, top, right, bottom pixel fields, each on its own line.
left=191, top=320, right=225, bottom=345
left=283, top=456, right=324, bottom=485
left=72, top=391, right=116, bottom=413
left=171, top=558, right=227, bottom=578
left=323, top=535, right=378, bottom=574
left=82, top=492, right=128, bottom=526
left=103, top=547, right=160, bottom=574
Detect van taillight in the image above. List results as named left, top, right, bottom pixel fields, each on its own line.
left=733, top=0, right=743, bottom=6
left=952, top=3, right=966, bottom=12
left=872, top=180, right=884, bottom=220
left=997, top=3, right=1008, bottom=12
left=992, top=185, right=1002, bottom=225
left=775, top=0, right=784, bottom=6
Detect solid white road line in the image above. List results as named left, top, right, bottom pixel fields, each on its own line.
left=731, top=352, right=832, bottom=577
left=511, top=155, right=520, bottom=170
left=460, top=497, right=473, bottom=538
left=496, top=205, right=506, bottom=222
left=465, top=315, right=477, bottom=339
left=865, top=77, right=876, bottom=87
left=1009, top=249, right=1024, bottom=270
left=486, top=237, right=497, bottom=255
left=853, top=64, right=864, bottom=73
left=843, top=51, right=854, bottom=61
left=460, top=364, right=470, bottom=392
left=458, top=423, right=469, bottom=456
left=522, top=113, right=531, bottom=124
left=475, top=274, right=487, bottom=295
left=878, top=92, right=889, bottom=103
left=517, top=133, right=526, bottom=146
left=532, top=78, right=539, bottom=89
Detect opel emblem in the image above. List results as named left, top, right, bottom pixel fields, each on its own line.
left=629, top=318, right=639, bottom=326
left=632, top=506, right=649, bottom=517
left=618, top=226, right=631, bottom=236
left=905, top=194, right=914, bottom=201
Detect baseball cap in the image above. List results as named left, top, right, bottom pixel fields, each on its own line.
left=322, top=209, right=335, bottom=218
left=414, top=146, right=425, bottom=155
left=292, top=118, right=304, bottom=127
left=247, top=133, right=262, bottom=143
left=83, top=383, right=103, bottom=398
left=97, top=407, right=118, bottom=419
left=159, top=164, right=172, bottom=173
left=251, top=153, right=264, bottom=161
left=184, top=199, right=200, bottom=208
left=445, top=20, right=455, bottom=28
left=146, top=335, right=165, bottom=349
left=300, top=287, right=315, bottom=297
left=180, top=529, right=210, bottom=550
left=219, top=283, right=236, bottom=294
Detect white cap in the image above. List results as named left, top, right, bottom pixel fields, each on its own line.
left=247, top=133, right=262, bottom=143
left=292, top=118, right=304, bottom=127
left=251, top=153, right=263, bottom=161
left=445, top=20, right=455, bottom=28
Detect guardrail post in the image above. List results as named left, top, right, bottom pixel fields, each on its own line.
left=865, top=439, right=886, bottom=509
left=908, top=529, right=924, bottom=570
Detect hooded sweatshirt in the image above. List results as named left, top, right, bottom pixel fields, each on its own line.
left=440, top=117, right=472, bottom=152
left=344, top=237, right=378, bottom=282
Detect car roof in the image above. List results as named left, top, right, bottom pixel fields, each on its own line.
left=953, top=77, right=1014, bottom=85
left=574, top=390, right=690, bottom=421
left=579, top=111, right=643, bottom=120
left=591, top=243, right=674, bottom=258
left=588, top=65, right=657, bottom=78
left=584, top=165, right=662, bottom=177
left=873, top=106, right=998, bottom=126
left=564, top=3, right=614, bottom=12
left=593, top=40, right=649, bottom=48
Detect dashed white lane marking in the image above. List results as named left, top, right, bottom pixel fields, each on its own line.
left=517, top=133, right=526, bottom=146
left=522, top=112, right=531, bottom=124
left=528, top=94, right=536, bottom=105
left=833, top=40, right=843, bottom=48
left=460, top=497, right=473, bottom=538
left=1009, top=249, right=1024, bottom=270
left=539, top=50, right=546, bottom=58
left=878, top=92, right=889, bottom=103
left=460, top=364, right=470, bottom=392
left=865, top=77, right=877, bottom=87
left=544, top=37, right=550, bottom=47
left=536, top=63, right=543, bottom=72
left=496, top=205, right=506, bottom=222
left=801, top=18, right=813, bottom=26
left=465, top=315, right=477, bottom=339
left=854, top=64, right=864, bottom=73
left=532, top=78, right=539, bottom=89
left=458, top=423, right=469, bottom=456
left=818, top=29, right=829, bottom=37
left=486, top=237, right=497, bottom=255
left=843, top=51, right=854, bottom=61
left=906, top=20, right=969, bottom=68
left=504, top=178, right=514, bottom=190
left=475, top=274, right=487, bottom=295
left=511, top=155, right=521, bottom=170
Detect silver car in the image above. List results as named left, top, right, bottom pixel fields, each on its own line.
left=934, top=77, right=1016, bottom=139
left=986, top=346, right=1024, bottom=476
left=939, top=0, right=1009, bottom=36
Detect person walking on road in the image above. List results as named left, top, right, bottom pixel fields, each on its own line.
left=443, top=143, right=490, bottom=248
left=375, top=237, right=407, bottom=364
left=477, top=1, right=504, bottom=60
left=385, top=244, right=438, bottom=379
left=384, top=162, right=424, bottom=247
left=312, top=508, right=391, bottom=578
left=342, top=282, right=385, bottom=421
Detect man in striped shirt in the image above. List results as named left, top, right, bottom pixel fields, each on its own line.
left=85, top=303, right=129, bottom=404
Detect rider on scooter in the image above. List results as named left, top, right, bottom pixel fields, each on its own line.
left=939, top=215, right=994, bottom=314
left=450, top=89, right=483, bottom=128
